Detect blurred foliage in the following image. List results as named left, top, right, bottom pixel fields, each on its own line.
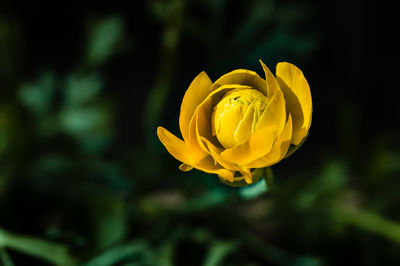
left=0, top=0, right=399, bottom=265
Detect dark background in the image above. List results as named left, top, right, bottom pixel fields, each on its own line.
left=0, top=0, right=399, bottom=265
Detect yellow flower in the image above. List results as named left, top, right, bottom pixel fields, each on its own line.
left=157, top=60, right=312, bottom=186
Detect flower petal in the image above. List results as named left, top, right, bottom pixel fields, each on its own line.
left=201, top=136, right=241, bottom=172
left=194, top=156, right=235, bottom=182
left=214, top=105, right=245, bottom=148
left=247, top=115, right=293, bottom=168
left=188, top=84, right=253, bottom=162
left=256, top=60, right=287, bottom=134
left=239, top=168, right=253, bottom=184
left=211, top=69, right=268, bottom=96
left=255, top=91, right=286, bottom=136
left=157, top=126, right=192, bottom=164
left=276, top=62, right=312, bottom=145
left=259, top=60, right=281, bottom=96
left=179, top=164, right=193, bottom=172
left=220, top=125, right=276, bottom=166
left=179, top=71, right=213, bottom=142
left=234, top=107, right=255, bottom=146
left=200, top=138, right=264, bottom=184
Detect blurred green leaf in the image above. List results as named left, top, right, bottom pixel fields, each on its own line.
left=0, top=248, right=14, bottom=266
left=85, top=241, right=156, bottom=266
left=64, top=73, right=102, bottom=105
left=18, top=71, right=56, bottom=117
left=202, top=240, right=238, bottom=266
left=333, top=204, right=400, bottom=244
left=184, top=190, right=228, bottom=212
left=0, top=228, right=76, bottom=266
left=156, top=241, right=175, bottom=266
left=61, top=106, right=105, bottom=134
left=85, top=17, right=124, bottom=66
left=91, top=195, right=127, bottom=250
left=60, top=104, right=112, bottom=151
left=295, top=161, right=347, bottom=210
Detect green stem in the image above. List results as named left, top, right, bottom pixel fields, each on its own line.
left=144, top=0, right=185, bottom=148
left=333, top=204, right=400, bottom=243
left=263, top=167, right=274, bottom=188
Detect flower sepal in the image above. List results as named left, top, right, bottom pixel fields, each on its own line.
left=284, top=131, right=310, bottom=159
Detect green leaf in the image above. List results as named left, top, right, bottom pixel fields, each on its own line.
left=85, top=241, right=156, bottom=266
left=64, top=73, right=102, bottom=105
left=85, top=17, right=124, bottom=66
left=0, top=228, right=76, bottom=266
left=202, top=240, right=238, bottom=266
left=90, top=195, right=127, bottom=250
left=0, top=248, right=14, bottom=266
left=184, top=189, right=228, bottom=212
left=18, top=71, right=56, bottom=117
left=61, top=107, right=105, bottom=134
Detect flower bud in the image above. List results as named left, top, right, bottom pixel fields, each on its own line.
left=212, top=88, right=268, bottom=148
left=157, top=60, right=312, bottom=186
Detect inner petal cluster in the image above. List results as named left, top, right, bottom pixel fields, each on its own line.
left=211, top=88, right=268, bottom=148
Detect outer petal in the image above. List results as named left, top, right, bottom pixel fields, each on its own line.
left=200, top=138, right=256, bottom=184
left=239, top=168, right=253, bottom=184
left=259, top=60, right=281, bottom=96
left=246, top=115, right=293, bottom=168
left=255, top=91, right=286, bottom=136
left=179, top=164, right=193, bottom=172
left=201, top=136, right=241, bottom=172
left=211, top=69, right=268, bottom=96
left=256, top=61, right=287, bottom=135
left=201, top=136, right=254, bottom=184
left=189, top=84, right=253, bottom=162
left=194, top=156, right=235, bottom=182
left=157, top=126, right=234, bottom=181
left=179, top=71, right=213, bottom=142
left=220, top=125, right=276, bottom=166
left=157, top=126, right=192, bottom=165
left=276, top=62, right=312, bottom=145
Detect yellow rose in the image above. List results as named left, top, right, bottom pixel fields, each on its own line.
left=157, top=60, right=312, bottom=186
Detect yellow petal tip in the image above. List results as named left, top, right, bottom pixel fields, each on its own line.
left=179, top=163, right=193, bottom=172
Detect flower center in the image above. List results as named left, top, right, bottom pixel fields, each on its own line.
left=211, top=88, right=268, bottom=148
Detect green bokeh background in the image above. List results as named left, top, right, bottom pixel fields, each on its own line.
left=0, top=0, right=398, bottom=265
